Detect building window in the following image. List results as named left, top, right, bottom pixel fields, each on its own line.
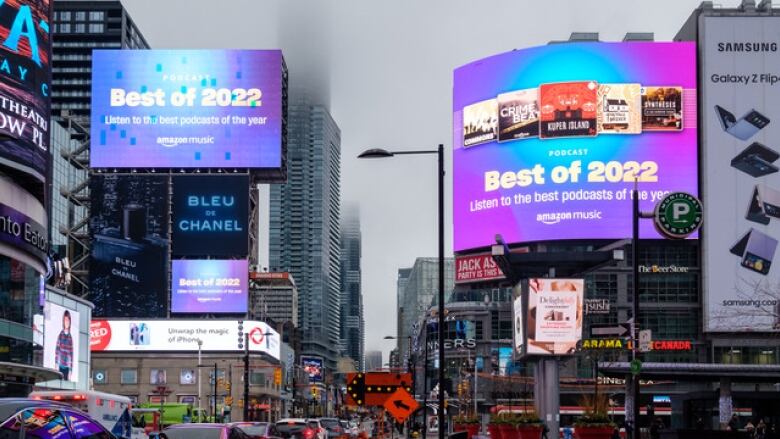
left=120, top=369, right=137, bottom=384
left=74, top=11, right=86, bottom=21
left=93, top=369, right=107, bottom=384
left=88, top=23, right=104, bottom=33
left=59, top=23, right=71, bottom=33
left=249, top=371, right=266, bottom=386
left=74, top=23, right=85, bottom=33
left=60, top=11, right=71, bottom=21
left=180, top=369, right=196, bottom=385
left=88, top=11, right=104, bottom=21
left=150, top=369, right=167, bottom=385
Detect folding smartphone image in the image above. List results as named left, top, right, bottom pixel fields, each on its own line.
left=715, top=105, right=770, bottom=141
left=730, top=228, right=778, bottom=275
left=746, top=184, right=780, bottom=225
left=730, top=142, right=780, bottom=178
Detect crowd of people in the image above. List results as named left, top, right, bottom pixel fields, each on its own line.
left=728, top=414, right=778, bottom=439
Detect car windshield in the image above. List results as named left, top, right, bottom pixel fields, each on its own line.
left=319, top=419, right=340, bottom=429
left=275, top=421, right=306, bottom=434
left=164, top=427, right=224, bottom=439
left=235, top=424, right=269, bottom=436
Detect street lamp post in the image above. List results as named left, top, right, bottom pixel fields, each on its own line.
left=359, top=145, right=445, bottom=439
left=196, top=339, right=203, bottom=421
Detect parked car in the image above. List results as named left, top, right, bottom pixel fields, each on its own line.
left=230, top=422, right=283, bottom=439
left=0, top=398, right=114, bottom=439
left=164, top=423, right=251, bottom=439
left=317, top=418, right=345, bottom=438
left=275, top=419, right=320, bottom=439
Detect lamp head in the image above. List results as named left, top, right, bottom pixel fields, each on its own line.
left=358, top=148, right=394, bottom=159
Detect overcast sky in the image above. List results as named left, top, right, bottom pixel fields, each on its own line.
left=123, top=0, right=708, bottom=362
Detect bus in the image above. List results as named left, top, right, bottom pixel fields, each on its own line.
left=30, top=390, right=133, bottom=438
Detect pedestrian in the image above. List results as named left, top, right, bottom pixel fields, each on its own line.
left=696, top=417, right=705, bottom=430
left=728, top=414, right=740, bottom=432
left=649, top=418, right=662, bottom=439
left=541, top=423, right=549, bottom=439
left=757, top=420, right=767, bottom=439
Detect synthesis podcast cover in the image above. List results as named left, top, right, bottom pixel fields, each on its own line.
left=597, top=83, right=641, bottom=134
left=539, top=81, right=598, bottom=139
left=641, top=86, right=683, bottom=131
left=497, top=88, right=539, bottom=141
left=463, top=98, right=498, bottom=147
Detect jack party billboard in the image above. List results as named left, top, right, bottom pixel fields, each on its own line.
left=453, top=42, right=698, bottom=251
left=0, top=0, right=52, bottom=182
left=90, top=49, right=283, bottom=170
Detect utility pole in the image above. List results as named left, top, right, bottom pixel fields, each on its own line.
left=213, top=363, right=218, bottom=422
left=244, top=333, right=250, bottom=421
left=631, top=183, right=640, bottom=439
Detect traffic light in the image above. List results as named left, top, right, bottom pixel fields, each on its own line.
left=311, top=387, right=318, bottom=398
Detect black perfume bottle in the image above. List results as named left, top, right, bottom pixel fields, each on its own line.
left=92, top=204, right=168, bottom=317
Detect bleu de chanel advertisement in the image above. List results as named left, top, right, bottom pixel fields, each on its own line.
left=172, top=175, right=249, bottom=257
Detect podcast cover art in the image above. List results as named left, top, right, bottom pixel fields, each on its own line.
left=497, top=88, right=539, bottom=141
left=597, top=83, right=641, bottom=134
left=641, top=86, right=683, bottom=131
left=463, top=98, right=498, bottom=147
left=539, top=81, right=598, bottom=139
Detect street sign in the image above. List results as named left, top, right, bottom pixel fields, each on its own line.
left=591, top=323, right=630, bottom=337
left=383, top=388, right=420, bottom=423
left=653, top=192, right=703, bottom=239
left=345, top=372, right=413, bottom=407
left=630, top=359, right=642, bottom=375
left=581, top=338, right=627, bottom=350
left=639, top=329, right=652, bottom=353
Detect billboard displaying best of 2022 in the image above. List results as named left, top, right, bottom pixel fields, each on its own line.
left=90, top=49, right=282, bottom=169
left=453, top=42, right=698, bottom=251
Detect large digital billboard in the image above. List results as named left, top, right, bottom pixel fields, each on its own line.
left=90, top=49, right=283, bottom=170
left=89, top=175, right=169, bottom=318
left=172, top=175, right=249, bottom=256
left=514, top=278, right=584, bottom=356
left=700, top=17, right=780, bottom=332
left=453, top=42, right=698, bottom=251
left=43, top=303, right=79, bottom=383
left=0, top=0, right=52, bottom=183
left=171, top=259, right=248, bottom=314
left=89, top=319, right=280, bottom=360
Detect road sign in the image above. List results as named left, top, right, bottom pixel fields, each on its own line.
left=654, top=192, right=703, bottom=239
left=591, top=323, right=630, bottom=337
left=639, top=329, right=652, bottom=353
left=383, top=388, right=420, bottom=423
left=345, top=372, right=413, bottom=407
left=630, top=359, right=642, bottom=375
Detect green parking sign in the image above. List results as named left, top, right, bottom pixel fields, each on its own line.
left=654, top=192, right=703, bottom=239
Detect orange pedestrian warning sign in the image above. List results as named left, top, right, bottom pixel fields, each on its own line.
left=383, top=388, right=419, bottom=423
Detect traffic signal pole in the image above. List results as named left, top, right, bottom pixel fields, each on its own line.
left=244, top=333, right=250, bottom=421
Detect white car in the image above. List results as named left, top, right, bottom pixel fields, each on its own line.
left=306, top=419, right=327, bottom=439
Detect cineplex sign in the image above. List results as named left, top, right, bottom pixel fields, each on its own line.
left=89, top=319, right=280, bottom=360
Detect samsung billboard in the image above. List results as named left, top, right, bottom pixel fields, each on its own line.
left=172, top=175, right=249, bottom=257
left=0, top=0, right=52, bottom=183
left=452, top=42, right=698, bottom=251
left=700, top=17, right=780, bottom=332
left=90, top=49, right=283, bottom=170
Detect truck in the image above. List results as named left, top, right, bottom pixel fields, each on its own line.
left=30, top=390, right=133, bottom=438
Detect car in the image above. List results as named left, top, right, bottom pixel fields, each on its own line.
left=275, top=419, right=324, bottom=439
left=338, top=420, right=357, bottom=438
left=305, top=420, right=326, bottom=439
left=317, top=418, right=345, bottom=439
left=0, top=398, right=115, bottom=439
left=230, top=422, right=283, bottom=439
left=164, top=423, right=252, bottom=439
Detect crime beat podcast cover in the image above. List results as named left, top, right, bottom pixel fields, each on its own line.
left=539, top=81, right=598, bottom=139
left=498, top=88, right=539, bottom=142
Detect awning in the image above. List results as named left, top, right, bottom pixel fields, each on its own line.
left=0, top=361, right=62, bottom=383
left=599, top=361, right=780, bottom=383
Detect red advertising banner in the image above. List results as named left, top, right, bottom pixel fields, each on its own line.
left=455, top=254, right=505, bottom=284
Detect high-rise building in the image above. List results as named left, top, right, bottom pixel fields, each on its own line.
left=339, top=205, right=363, bottom=370
left=270, top=98, right=341, bottom=367
left=397, top=258, right=454, bottom=365
left=364, top=351, right=383, bottom=372
left=52, top=1, right=150, bottom=121
left=396, top=268, right=411, bottom=362
left=249, top=272, right=299, bottom=326
left=50, top=1, right=151, bottom=295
